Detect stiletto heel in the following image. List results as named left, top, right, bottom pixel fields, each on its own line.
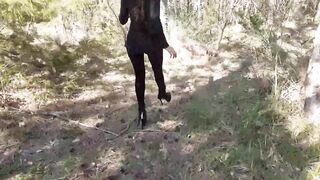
left=159, top=99, right=163, bottom=105
left=137, top=109, right=147, bottom=129
left=158, top=92, right=171, bottom=105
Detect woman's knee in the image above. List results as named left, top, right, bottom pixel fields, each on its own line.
left=153, top=67, right=163, bottom=76
left=135, top=71, right=145, bottom=79
left=135, top=80, right=145, bottom=91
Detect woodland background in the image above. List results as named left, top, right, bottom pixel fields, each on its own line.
left=1, top=0, right=320, bottom=179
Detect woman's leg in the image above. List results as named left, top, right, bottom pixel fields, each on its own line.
left=147, top=50, right=166, bottom=96
left=128, top=53, right=145, bottom=110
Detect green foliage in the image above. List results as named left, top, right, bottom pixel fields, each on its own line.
left=168, top=3, right=220, bottom=43
left=0, top=0, right=124, bottom=95
left=63, top=155, right=78, bottom=172
left=58, top=127, right=85, bottom=140
left=0, top=153, right=29, bottom=179
left=199, top=95, right=308, bottom=178
left=0, top=110, right=15, bottom=120
left=277, top=141, right=306, bottom=168
left=46, top=155, right=80, bottom=179
left=249, top=14, right=264, bottom=32
left=238, top=101, right=270, bottom=144
left=50, top=48, right=80, bottom=74
left=15, top=163, right=45, bottom=180
left=186, top=99, right=220, bottom=131
left=24, top=127, right=42, bottom=140
left=0, top=0, right=56, bottom=26
left=184, top=71, right=312, bottom=178
left=0, top=63, right=18, bottom=90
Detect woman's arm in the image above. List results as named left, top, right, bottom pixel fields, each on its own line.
left=151, top=20, right=169, bottom=49
left=119, top=0, right=129, bottom=25
left=158, top=31, right=169, bottom=49
left=158, top=30, right=177, bottom=58
left=155, top=21, right=177, bottom=58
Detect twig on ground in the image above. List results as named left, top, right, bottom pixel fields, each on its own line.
left=69, top=173, right=85, bottom=180
left=6, top=107, right=164, bottom=139
left=168, top=174, right=176, bottom=180
left=118, top=118, right=135, bottom=136
left=41, top=112, right=119, bottom=137
left=104, top=107, right=122, bottom=117
left=301, top=37, right=315, bottom=45
left=132, top=129, right=164, bottom=133
left=0, top=142, right=20, bottom=152
left=5, top=107, right=120, bottom=136
left=107, top=118, right=135, bottom=140
left=107, top=120, right=166, bottom=141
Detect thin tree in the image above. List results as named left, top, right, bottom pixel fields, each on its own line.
left=304, top=23, right=320, bottom=123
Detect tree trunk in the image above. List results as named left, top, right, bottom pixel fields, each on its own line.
left=304, top=23, right=320, bottom=123
left=315, top=0, right=320, bottom=22
left=216, top=20, right=228, bottom=50
left=161, top=0, right=169, bottom=31
left=186, top=0, right=191, bottom=13
left=196, top=0, right=204, bottom=21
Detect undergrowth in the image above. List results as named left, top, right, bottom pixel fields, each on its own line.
left=184, top=69, right=320, bottom=178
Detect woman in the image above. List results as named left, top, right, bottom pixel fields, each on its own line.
left=119, top=0, right=177, bottom=129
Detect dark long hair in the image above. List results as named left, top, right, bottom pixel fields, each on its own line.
left=131, top=0, right=146, bottom=22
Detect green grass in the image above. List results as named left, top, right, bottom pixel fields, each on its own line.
left=0, top=154, right=46, bottom=180
left=183, top=71, right=320, bottom=179
left=195, top=95, right=307, bottom=178
left=0, top=154, right=25, bottom=179
left=58, top=127, right=85, bottom=140
left=185, top=99, right=221, bottom=131
left=0, top=111, right=16, bottom=120
left=0, top=144, right=82, bottom=179
left=14, top=163, right=46, bottom=180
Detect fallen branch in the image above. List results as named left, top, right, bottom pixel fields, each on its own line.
left=69, top=173, right=85, bottom=180
left=106, top=118, right=164, bottom=140
left=107, top=118, right=135, bottom=140
left=301, top=37, right=315, bottom=45
left=6, top=107, right=119, bottom=136
left=55, top=114, right=165, bottom=141
left=6, top=107, right=161, bottom=139
left=104, top=107, right=122, bottom=117
left=132, top=129, right=164, bottom=133
left=0, top=142, right=20, bottom=152
left=41, top=112, right=119, bottom=137
left=119, top=119, right=135, bottom=136
left=108, top=122, right=165, bottom=141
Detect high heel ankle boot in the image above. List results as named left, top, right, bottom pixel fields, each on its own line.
left=158, top=92, right=171, bottom=105
left=137, top=108, right=147, bottom=129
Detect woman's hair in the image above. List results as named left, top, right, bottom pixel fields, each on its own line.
left=131, top=0, right=145, bottom=22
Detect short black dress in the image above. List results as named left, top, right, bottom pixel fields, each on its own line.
left=119, top=0, right=169, bottom=54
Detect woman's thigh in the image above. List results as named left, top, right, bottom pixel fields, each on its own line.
left=128, top=53, right=145, bottom=75
left=147, top=50, right=163, bottom=70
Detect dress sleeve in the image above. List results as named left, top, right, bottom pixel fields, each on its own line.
left=158, top=30, right=169, bottom=49
left=119, top=0, right=129, bottom=25
left=156, top=21, right=169, bottom=49
left=148, top=0, right=169, bottom=49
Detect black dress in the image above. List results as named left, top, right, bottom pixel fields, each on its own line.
left=119, top=0, right=169, bottom=54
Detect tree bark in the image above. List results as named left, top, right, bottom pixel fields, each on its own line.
left=315, top=0, right=320, bottom=22
left=304, top=23, right=320, bottom=123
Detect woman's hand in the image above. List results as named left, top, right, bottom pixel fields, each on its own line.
left=165, top=46, right=177, bottom=58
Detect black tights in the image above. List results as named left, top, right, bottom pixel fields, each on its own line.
left=128, top=50, right=166, bottom=111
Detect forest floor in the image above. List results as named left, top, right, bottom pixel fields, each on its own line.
left=0, top=16, right=319, bottom=179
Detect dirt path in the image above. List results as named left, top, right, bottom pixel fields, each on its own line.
left=1, top=20, right=280, bottom=179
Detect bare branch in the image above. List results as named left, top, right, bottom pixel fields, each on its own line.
left=106, top=0, right=127, bottom=43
